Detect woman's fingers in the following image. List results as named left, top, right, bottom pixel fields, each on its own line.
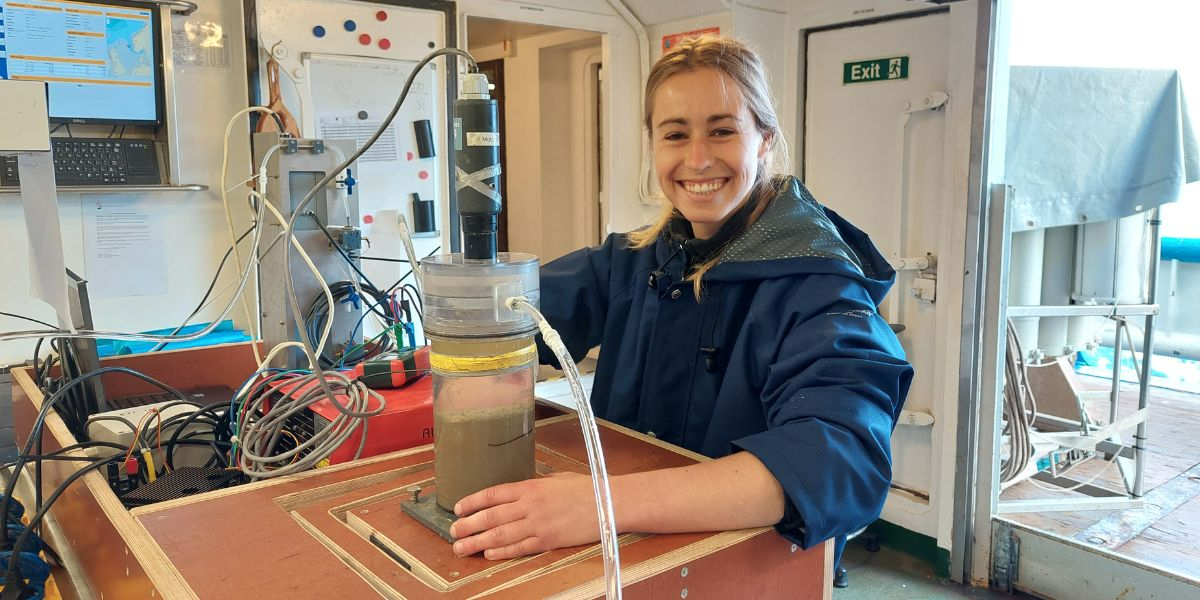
left=450, top=501, right=523, bottom=539
left=453, top=481, right=525, bottom=517
left=482, top=537, right=547, bottom=561
left=453, top=519, right=532, bottom=557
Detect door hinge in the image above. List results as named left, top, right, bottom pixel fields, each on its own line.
left=991, top=522, right=1020, bottom=594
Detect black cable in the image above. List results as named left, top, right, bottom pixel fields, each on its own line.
left=164, top=401, right=234, bottom=469
left=304, top=281, right=398, bottom=368
left=304, top=211, right=385, bottom=293
left=0, top=442, right=127, bottom=470
left=399, top=286, right=423, bottom=322
left=384, top=246, right=440, bottom=297
left=401, top=283, right=424, bottom=314
left=0, top=367, right=191, bottom=548
left=359, top=256, right=411, bottom=264
left=150, top=226, right=256, bottom=352
left=0, top=312, right=56, bottom=330
left=1, top=454, right=124, bottom=599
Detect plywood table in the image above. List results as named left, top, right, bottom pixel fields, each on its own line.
left=12, top=343, right=832, bottom=598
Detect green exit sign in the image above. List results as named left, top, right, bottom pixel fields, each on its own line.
left=843, top=56, right=909, bottom=84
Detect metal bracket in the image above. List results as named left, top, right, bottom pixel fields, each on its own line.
left=401, top=490, right=457, bottom=543
left=283, top=139, right=299, bottom=154
left=991, top=521, right=1020, bottom=593
left=312, top=140, right=325, bottom=154
left=148, top=1, right=198, bottom=16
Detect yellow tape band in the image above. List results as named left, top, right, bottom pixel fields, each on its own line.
left=430, top=344, right=537, bottom=373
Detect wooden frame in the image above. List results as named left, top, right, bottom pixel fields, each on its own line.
left=11, top=342, right=832, bottom=599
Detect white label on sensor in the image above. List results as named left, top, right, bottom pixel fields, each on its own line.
left=466, top=132, right=500, bottom=147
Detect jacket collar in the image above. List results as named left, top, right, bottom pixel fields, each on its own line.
left=664, top=193, right=760, bottom=270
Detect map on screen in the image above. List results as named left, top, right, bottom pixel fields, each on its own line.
left=0, top=0, right=160, bottom=123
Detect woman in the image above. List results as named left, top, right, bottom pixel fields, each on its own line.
left=448, top=36, right=913, bottom=571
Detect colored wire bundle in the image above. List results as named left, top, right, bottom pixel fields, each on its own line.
left=304, top=281, right=399, bottom=368
left=232, top=369, right=384, bottom=479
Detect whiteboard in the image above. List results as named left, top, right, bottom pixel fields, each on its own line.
left=304, top=54, right=443, bottom=337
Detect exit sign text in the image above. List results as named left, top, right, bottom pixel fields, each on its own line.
left=843, top=56, right=909, bottom=84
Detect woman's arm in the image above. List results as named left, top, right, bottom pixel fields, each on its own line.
left=449, top=273, right=911, bottom=560
left=448, top=451, right=784, bottom=560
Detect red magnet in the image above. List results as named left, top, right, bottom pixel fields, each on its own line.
left=363, top=214, right=375, bottom=224
left=376, top=10, right=388, bottom=21
left=406, top=151, right=414, bottom=161
left=418, top=170, right=429, bottom=180
left=379, top=38, right=391, bottom=50
left=359, top=33, right=372, bottom=45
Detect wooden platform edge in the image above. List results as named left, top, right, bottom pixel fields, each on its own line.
left=10, top=367, right=199, bottom=600
left=540, top=527, right=770, bottom=600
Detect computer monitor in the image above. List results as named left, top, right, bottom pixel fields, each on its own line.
left=0, top=0, right=165, bottom=125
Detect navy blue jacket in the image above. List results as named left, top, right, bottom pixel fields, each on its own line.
left=537, top=177, right=912, bottom=559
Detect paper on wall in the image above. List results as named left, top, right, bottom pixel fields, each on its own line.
left=17, top=152, right=74, bottom=330
left=83, top=197, right=168, bottom=299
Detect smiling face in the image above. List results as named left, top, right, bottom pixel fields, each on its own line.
left=650, top=67, right=770, bottom=239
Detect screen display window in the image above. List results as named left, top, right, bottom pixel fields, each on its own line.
left=0, top=0, right=161, bottom=124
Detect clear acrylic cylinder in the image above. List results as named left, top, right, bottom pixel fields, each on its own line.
left=430, top=335, right=536, bottom=511
left=421, top=253, right=540, bottom=512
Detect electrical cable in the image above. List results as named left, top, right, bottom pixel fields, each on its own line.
left=149, top=226, right=255, bottom=352
left=303, top=281, right=397, bottom=368
left=1, top=454, right=124, bottom=599
left=0, top=313, right=56, bottom=330
left=234, top=370, right=384, bottom=479
left=359, top=256, right=411, bottom=264
left=0, top=368, right=194, bottom=596
left=1001, top=318, right=1037, bottom=483
left=263, top=48, right=474, bottom=463
left=385, top=246, right=441, bottom=298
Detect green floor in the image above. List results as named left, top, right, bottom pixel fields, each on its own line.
left=837, top=542, right=1035, bottom=599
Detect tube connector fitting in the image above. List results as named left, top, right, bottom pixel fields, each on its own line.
left=461, top=73, right=491, bottom=100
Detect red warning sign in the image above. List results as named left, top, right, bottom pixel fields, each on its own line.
left=661, top=27, right=721, bottom=53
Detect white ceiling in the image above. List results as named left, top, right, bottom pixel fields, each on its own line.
left=466, top=16, right=564, bottom=48
left=620, top=0, right=731, bottom=25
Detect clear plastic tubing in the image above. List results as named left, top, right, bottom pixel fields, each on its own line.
left=422, top=253, right=541, bottom=510
left=420, top=252, right=621, bottom=598
left=508, top=296, right=622, bottom=599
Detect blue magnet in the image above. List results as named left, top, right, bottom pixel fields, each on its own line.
left=312, top=25, right=326, bottom=38
left=343, top=20, right=357, bottom=32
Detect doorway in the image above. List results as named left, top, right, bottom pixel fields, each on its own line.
left=973, top=1, right=1200, bottom=597
left=465, top=17, right=604, bottom=261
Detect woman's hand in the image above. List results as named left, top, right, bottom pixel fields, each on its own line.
left=449, top=472, right=602, bottom=560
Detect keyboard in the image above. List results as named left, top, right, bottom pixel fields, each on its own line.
left=1, top=137, right=162, bottom=187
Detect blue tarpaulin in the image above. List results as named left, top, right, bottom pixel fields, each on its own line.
left=1005, top=67, right=1199, bottom=231
left=96, top=320, right=250, bottom=357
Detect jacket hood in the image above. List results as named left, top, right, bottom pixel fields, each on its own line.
left=700, top=176, right=897, bottom=305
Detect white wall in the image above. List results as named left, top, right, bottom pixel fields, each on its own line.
left=0, top=0, right=255, bottom=366
left=539, top=38, right=605, bottom=258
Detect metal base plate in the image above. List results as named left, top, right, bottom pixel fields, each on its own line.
left=400, top=494, right=458, bottom=543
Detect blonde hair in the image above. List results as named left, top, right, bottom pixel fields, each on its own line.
left=628, top=35, right=788, bottom=298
